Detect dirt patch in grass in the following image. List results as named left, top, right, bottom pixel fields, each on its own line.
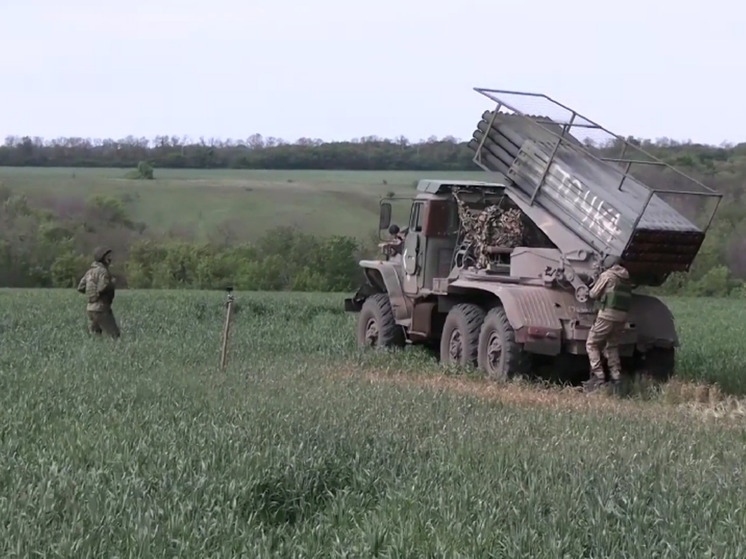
left=331, top=368, right=746, bottom=427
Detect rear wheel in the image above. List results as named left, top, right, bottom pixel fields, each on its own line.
left=440, top=303, right=485, bottom=367
left=642, top=347, right=675, bottom=381
left=357, top=294, right=405, bottom=349
left=478, top=306, right=530, bottom=382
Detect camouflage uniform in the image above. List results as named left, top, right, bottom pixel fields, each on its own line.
left=77, top=247, right=120, bottom=339
left=584, top=263, right=631, bottom=389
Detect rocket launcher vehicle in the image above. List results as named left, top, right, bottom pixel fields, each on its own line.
left=467, top=88, right=722, bottom=286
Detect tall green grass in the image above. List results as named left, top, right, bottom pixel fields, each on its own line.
left=663, top=297, right=746, bottom=393
left=1, top=289, right=745, bottom=556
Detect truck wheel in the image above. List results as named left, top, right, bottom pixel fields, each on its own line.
left=643, top=347, right=675, bottom=381
left=357, top=294, right=405, bottom=349
left=440, top=303, right=485, bottom=367
left=478, top=306, right=529, bottom=382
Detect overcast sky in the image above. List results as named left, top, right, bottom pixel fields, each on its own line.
left=1, top=0, right=744, bottom=145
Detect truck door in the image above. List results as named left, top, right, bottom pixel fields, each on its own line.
left=402, top=201, right=425, bottom=295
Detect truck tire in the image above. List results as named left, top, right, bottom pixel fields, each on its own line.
left=357, top=293, right=405, bottom=349
left=643, top=347, right=675, bottom=381
left=477, top=306, right=529, bottom=382
left=440, top=303, right=485, bottom=367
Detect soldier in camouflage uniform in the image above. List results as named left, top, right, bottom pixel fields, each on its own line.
left=77, top=247, right=121, bottom=339
left=584, top=263, right=632, bottom=391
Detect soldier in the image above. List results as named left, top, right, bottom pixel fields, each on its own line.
left=584, top=263, right=632, bottom=392
left=390, top=224, right=408, bottom=243
left=77, top=246, right=121, bottom=339
left=384, top=224, right=408, bottom=255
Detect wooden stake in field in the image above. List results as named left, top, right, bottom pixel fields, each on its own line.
left=220, top=287, right=235, bottom=370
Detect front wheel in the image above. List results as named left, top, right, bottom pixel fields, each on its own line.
left=477, top=306, right=529, bottom=382
left=357, top=294, right=405, bottom=349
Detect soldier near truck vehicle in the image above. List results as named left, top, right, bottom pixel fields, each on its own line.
left=389, top=224, right=408, bottom=243
left=381, top=224, right=408, bottom=255
left=584, top=263, right=632, bottom=392
left=346, top=88, right=722, bottom=388
left=77, top=247, right=121, bottom=339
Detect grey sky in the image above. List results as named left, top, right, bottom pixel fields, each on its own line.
left=2, top=0, right=744, bottom=145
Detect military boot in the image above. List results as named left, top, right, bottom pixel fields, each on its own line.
left=609, top=377, right=622, bottom=395
left=583, top=376, right=606, bottom=393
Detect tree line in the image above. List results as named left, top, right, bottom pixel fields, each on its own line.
left=2, top=133, right=743, bottom=201
left=0, top=134, right=474, bottom=170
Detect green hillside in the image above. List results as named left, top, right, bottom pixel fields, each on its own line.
left=0, top=167, right=487, bottom=241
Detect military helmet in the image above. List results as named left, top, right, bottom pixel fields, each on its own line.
left=93, top=246, right=112, bottom=262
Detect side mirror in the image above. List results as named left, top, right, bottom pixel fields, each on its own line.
left=379, top=201, right=392, bottom=230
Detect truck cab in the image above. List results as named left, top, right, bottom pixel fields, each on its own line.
left=376, top=179, right=535, bottom=293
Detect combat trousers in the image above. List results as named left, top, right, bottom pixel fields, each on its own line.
left=586, top=316, right=625, bottom=380
left=87, top=309, right=121, bottom=339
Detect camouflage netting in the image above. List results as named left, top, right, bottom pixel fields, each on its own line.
left=454, top=192, right=524, bottom=269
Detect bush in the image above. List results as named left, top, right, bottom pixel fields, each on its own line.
left=120, top=228, right=363, bottom=292
left=50, top=252, right=89, bottom=288
left=124, top=161, right=155, bottom=180
left=685, top=265, right=743, bottom=297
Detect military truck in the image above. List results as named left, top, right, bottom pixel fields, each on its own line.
left=344, top=88, right=722, bottom=381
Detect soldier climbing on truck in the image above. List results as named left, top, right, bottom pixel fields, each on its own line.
left=345, top=88, right=723, bottom=388
left=584, top=263, right=632, bottom=392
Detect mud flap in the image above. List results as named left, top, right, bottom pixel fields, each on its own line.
left=345, top=298, right=361, bottom=312
left=344, top=282, right=377, bottom=313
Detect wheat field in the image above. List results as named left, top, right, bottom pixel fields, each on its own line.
left=1, top=289, right=745, bottom=556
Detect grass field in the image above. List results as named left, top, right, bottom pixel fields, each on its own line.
left=1, top=289, right=746, bottom=556
left=0, top=167, right=488, bottom=241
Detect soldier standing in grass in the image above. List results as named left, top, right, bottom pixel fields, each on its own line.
left=584, top=263, right=632, bottom=392
left=77, top=247, right=121, bottom=339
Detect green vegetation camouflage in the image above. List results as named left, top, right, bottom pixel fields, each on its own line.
left=453, top=190, right=524, bottom=269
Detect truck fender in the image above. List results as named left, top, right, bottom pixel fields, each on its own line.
left=628, top=294, right=678, bottom=349
left=447, top=279, right=563, bottom=355
left=345, top=260, right=411, bottom=323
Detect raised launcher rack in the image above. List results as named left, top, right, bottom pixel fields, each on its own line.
left=467, top=87, right=723, bottom=286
